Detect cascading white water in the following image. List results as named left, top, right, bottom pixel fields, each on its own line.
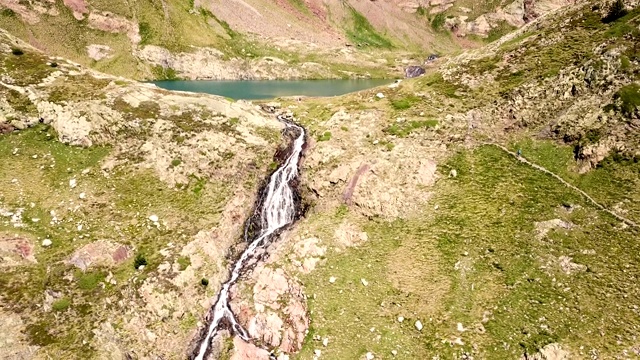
left=192, top=115, right=306, bottom=360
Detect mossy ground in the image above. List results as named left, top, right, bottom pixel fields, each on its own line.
left=297, top=143, right=640, bottom=359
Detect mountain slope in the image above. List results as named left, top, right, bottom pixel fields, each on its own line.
left=1, top=0, right=639, bottom=359
left=222, top=1, right=640, bottom=359
left=0, top=0, right=571, bottom=80
left=0, top=28, right=285, bottom=359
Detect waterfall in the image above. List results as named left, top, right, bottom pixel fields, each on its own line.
left=191, top=115, right=306, bottom=360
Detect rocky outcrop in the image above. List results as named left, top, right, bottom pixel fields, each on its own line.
left=441, top=11, right=639, bottom=171
left=230, top=265, right=309, bottom=355
left=66, top=240, right=130, bottom=271
left=62, top=0, right=89, bottom=20
left=86, top=44, right=112, bottom=61
left=0, top=0, right=58, bottom=24
left=134, top=45, right=321, bottom=80
left=230, top=336, right=270, bottom=360
left=521, top=343, right=570, bottom=359
left=405, top=65, right=426, bottom=78
left=534, top=219, right=574, bottom=239
left=445, top=0, right=572, bottom=37
left=88, top=12, right=141, bottom=44
left=0, top=233, right=36, bottom=266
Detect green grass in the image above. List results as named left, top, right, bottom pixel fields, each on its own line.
left=151, top=65, right=179, bottom=80
left=510, top=139, right=640, bottom=223
left=1, top=8, right=16, bottom=17
left=317, top=131, right=332, bottom=142
left=139, top=22, right=153, bottom=45
left=383, top=120, right=438, bottom=137
left=52, top=298, right=71, bottom=312
left=390, top=95, right=421, bottom=110
left=286, top=0, right=309, bottom=14
left=112, top=98, right=162, bottom=120
left=299, top=145, right=640, bottom=359
left=1, top=49, right=57, bottom=86
left=431, top=13, right=446, bottom=31
left=76, top=271, right=106, bottom=291
left=486, top=21, right=517, bottom=42
left=47, top=75, right=112, bottom=103
left=346, top=7, right=393, bottom=48
left=4, top=88, right=37, bottom=115
left=615, top=83, right=640, bottom=116
left=419, top=72, right=466, bottom=98
left=177, top=256, right=191, bottom=270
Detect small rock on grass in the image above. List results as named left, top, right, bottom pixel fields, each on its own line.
left=42, top=239, right=52, bottom=247
left=361, top=278, right=369, bottom=286
left=366, top=352, right=375, bottom=360
left=391, top=350, right=398, bottom=356
left=149, top=214, right=159, bottom=222
left=69, top=178, right=77, bottom=188
left=415, top=320, right=423, bottom=331
left=329, top=276, right=336, bottom=283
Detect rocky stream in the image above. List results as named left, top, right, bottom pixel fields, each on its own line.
left=190, top=113, right=307, bottom=360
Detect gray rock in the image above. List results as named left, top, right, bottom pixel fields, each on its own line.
left=405, top=66, right=425, bottom=78
left=10, top=120, right=26, bottom=130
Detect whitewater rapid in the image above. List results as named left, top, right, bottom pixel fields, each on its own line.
left=192, top=115, right=305, bottom=360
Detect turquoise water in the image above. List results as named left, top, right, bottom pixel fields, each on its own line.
left=152, top=79, right=392, bottom=100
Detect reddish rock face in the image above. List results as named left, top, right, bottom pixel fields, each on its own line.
left=0, top=123, right=15, bottom=134
left=229, top=336, right=270, bottom=360
left=15, top=240, right=32, bottom=259
left=0, top=235, right=36, bottom=265
left=67, top=241, right=131, bottom=271
left=112, top=246, right=129, bottom=263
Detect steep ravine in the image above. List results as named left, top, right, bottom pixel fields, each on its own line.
left=190, top=113, right=307, bottom=360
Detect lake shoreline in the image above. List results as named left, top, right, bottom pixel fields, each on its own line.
left=152, top=79, right=395, bottom=100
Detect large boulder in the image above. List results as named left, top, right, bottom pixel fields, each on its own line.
left=405, top=65, right=426, bottom=78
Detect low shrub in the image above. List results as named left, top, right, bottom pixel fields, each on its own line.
left=134, top=253, right=148, bottom=269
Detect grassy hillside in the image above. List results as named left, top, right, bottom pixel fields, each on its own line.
left=259, top=1, right=640, bottom=358
left=0, top=0, right=522, bottom=80
left=0, top=30, right=282, bottom=359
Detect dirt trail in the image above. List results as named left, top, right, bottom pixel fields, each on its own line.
left=487, top=143, right=639, bottom=229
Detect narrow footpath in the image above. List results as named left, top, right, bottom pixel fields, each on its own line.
left=487, top=143, right=638, bottom=228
